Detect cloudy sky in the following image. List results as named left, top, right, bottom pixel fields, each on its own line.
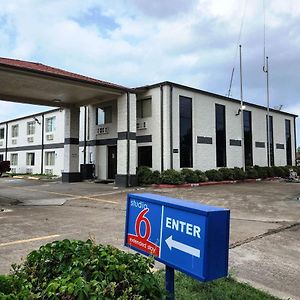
left=0, top=0, right=299, bottom=144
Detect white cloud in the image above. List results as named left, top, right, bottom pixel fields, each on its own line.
left=0, top=0, right=299, bottom=142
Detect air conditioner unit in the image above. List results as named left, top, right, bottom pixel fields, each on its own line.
left=0, top=141, right=3, bottom=147
left=12, top=139, right=17, bottom=145
left=10, top=168, right=16, bottom=174
left=26, top=168, right=33, bottom=174
left=27, top=137, right=34, bottom=143
left=45, top=169, right=53, bottom=175
left=97, top=127, right=109, bottom=135
left=46, top=134, right=54, bottom=141
left=137, top=122, right=147, bottom=130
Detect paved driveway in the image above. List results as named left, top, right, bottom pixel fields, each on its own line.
left=0, top=178, right=299, bottom=299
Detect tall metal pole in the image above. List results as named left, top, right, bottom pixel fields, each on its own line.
left=263, top=56, right=270, bottom=166
left=239, top=45, right=245, bottom=171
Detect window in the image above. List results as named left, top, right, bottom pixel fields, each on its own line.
left=0, top=128, right=4, bottom=139
left=243, top=110, right=253, bottom=166
left=46, top=117, right=56, bottom=132
left=11, top=153, right=18, bottom=166
left=96, top=106, right=112, bottom=125
left=180, top=96, right=193, bottom=168
left=45, top=151, right=55, bottom=166
left=285, top=119, right=292, bottom=165
left=138, top=146, right=152, bottom=168
left=215, top=104, right=226, bottom=167
left=27, top=121, right=35, bottom=135
left=26, top=153, right=35, bottom=166
left=137, top=98, right=152, bottom=118
left=11, top=125, right=19, bottom=137
left=0, top=154, right=3, bottom=162
left=266, top=115, right=274, bottom=166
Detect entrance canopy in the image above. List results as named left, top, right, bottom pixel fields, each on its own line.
left=0, top=57, right=131, bottom=107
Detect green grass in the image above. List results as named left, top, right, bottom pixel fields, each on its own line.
left=155, top=271, right=281, bottom=300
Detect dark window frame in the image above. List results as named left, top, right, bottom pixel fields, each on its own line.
left=138, top=146, right=152, bottom=168
left=285, top=119, right=292, bottom=165
left=179, top=96, right=193, bottom=168
left=215, top=104, right=226, bottom=167
left=96, top=106, right=112, bottom=125
left=137, top=98, right=152, bottom=118
left=243, top=110, right=253, bottom=166
left=0, top=128, right=4, bottom=139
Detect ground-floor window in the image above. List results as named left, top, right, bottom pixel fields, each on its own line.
left=26, top=153, right=35, bottom=166
left=45, top=151, right=55, bottom=166
left=10, top=153, right=18, bottom=166
left=0, top=154, right=3, bottom=162
left=138, top=146, right=152, bottom=168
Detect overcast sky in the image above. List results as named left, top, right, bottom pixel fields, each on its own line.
left=0, top=0, right=299, bottom=144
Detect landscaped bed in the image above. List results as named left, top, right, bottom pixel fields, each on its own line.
left=0, top=239, right=280, bottom=300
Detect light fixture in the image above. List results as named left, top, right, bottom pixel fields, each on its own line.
left=236, top=105, right=246, bottom=116
left=33, top=117, right=41, bottom=125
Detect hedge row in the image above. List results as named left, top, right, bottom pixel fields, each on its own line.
left=137, top=165, right=298, bottom=186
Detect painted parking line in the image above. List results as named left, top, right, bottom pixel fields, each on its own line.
left=0, top=234, right=61, bottom=248
left=12, top=186, right=118, bottom=204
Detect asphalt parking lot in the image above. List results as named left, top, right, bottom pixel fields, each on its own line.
left=0, top=178, right=299, bottom=299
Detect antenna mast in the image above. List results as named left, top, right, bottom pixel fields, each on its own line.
left=239, top=45, right=245, bottom=171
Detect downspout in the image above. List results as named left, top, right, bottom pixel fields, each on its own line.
left=41, top=114, right=44, bottom=174
left=126, top=92, right=131, bottom=186
left=83, top=106, right=87, bottom=164
left=160, top=85, right=164, bottom=172
left=294, top=116, right=297, bottom=166
left=5, top=122, right=8, bottom=160
left=169, top=84, right=173, bottom=169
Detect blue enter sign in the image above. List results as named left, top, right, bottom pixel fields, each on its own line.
left=125, top=193, right=230, bottom=282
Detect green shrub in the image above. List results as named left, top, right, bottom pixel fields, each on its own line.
left=151, top=170, right=161, bottom=184
left=218, top=168, right=235, bottom=181
left=266, top=166, right=275, bottom=177
left=232, top=167, right=246, bottom=180
left=161, top=169, right=184, bottom=185
left=181, top=169, right=199, bottom=183
left=194, top=170, right=208, bottom=182
left=254, top=166, right=268, bottom=179
left=205, top=169, right=223, bottom=181
left=246, top=167, right=258, bottom=179
left=2, top=240, right=163, bottom=299
left=271, top=166, right=285, bottom=178
left=137, top=166, right=153, bottom=185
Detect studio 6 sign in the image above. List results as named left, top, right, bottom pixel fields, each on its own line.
left=125, top=193, right=230, bottom=282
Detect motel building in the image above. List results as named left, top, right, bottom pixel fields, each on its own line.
left=0, top=58, right=297, bottom=186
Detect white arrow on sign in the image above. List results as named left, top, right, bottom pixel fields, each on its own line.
left=165, top=235, right=200, bottom=258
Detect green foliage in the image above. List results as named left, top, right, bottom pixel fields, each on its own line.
left=194, top=170, right=208, bottom=182
left=161, top=169, right=184, bottom=185
left=271, top=166, right=285, bottom=178
left=1, top=240, right=163, bottom=299
left=254, top=166, right=268, bottom=179
left=218, top=168, right=235, bottom=181
left=205, top=169, right=223, bottom=181
left=246, top=167, right=259, bottom=179
left=155, top=271, right=280, bottom=300
left=181, top=169, right=199, bottom=183
left=151, top=170, right=161, bottom=184
left=232, top=167, right=246, bottom=180
left=137, top=166, right=153, bottom=185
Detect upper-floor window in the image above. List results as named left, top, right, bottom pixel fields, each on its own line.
left=96, top=106, right=112, bottom=125
left=137, top=98, right=152, bottom=118
left=0, top=128, right=4, bottom=139
left=11, top=153, right=18, bottom=166
left=27, top=121, right=35, bottom=135
left=11, top=125, right=19, bottom=138
left=46, top=117, right=56, bottom=132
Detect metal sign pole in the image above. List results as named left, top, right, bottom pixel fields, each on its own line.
left=166, top=265, right=175, bottom=300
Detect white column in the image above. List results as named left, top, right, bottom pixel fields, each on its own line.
left=62, top=106, right=81, bottom=182
left=115, top=92, right=137, bottom=186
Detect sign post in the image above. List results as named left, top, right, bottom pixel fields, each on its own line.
left=124, top=193, right=230, bottom=297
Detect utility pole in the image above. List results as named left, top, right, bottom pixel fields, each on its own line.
left=263, top=56, right=270, bottom=166
left=239, top=45, right=246, bottom=171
